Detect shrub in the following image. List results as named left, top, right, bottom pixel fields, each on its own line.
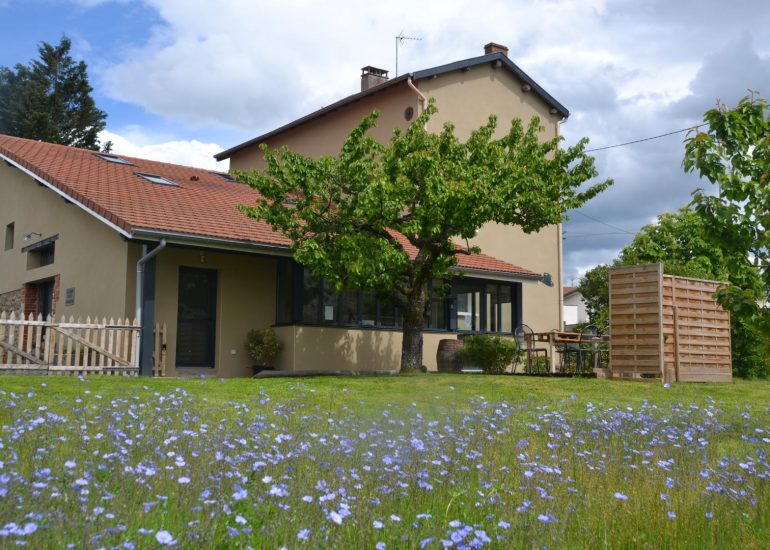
left=245, top=328, right=283, bottom=366
left=458, top=335, right=518, bottom=374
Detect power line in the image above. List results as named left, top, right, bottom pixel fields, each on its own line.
left=564, top=231, right=631, bottom=239
left=583, top=124, right=705, bottom=153
left=572, top=210, right=635, bottom=235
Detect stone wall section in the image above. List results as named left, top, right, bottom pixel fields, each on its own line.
left=0, top=289, right=21, bottom=314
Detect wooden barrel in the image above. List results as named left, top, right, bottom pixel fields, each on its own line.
left=436, top=339, right=464, bottom=372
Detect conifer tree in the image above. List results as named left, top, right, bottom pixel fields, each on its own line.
left=0, top=37, right=106, bottom=150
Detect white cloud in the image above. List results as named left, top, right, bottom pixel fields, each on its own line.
left=79, top=0, right=770, bottom=276
left=99, top=129, right=228, bottom=171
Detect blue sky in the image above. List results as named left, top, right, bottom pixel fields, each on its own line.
left=2, top=0, right=770, bottom=282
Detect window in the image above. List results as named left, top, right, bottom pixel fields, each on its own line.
left=22, top=235, right=58, bottom=269
left=275, top=261, right=519, bottom=334
left=427, top=280, right=449, bottom=330
left=456, top=281, right=482, bottom=331
left=94, top=153, right=133, bottom=165
left=210, top=171, right=235, bottom=181
left=4, top=222, right=13, bottom=250
left=135, top=172, right=178, bottom=186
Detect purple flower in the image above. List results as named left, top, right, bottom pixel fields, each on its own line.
left=373, top=520, right=384, bottom=529
left=614, top=492, right=628, bottom=501
left=155, top=530, right=174, bottom=545
left=376, top=543, right=386, bottom=550
left=297, top=528, right=310, bottom=540
left=178, top=477, right=190, bottom=484
left=328, top=511, right=343, bottom=525
left=497, top=520, right=510, bottom=529
left=667, top=511, right=676, bottom=519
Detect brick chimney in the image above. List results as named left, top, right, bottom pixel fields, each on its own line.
left=484, top=42, right=509, bottom=57
left=361, top=66, right=389, bottom=91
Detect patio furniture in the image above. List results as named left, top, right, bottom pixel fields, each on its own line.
left=513, top=324, right=548, bottom=374
left=558, top=325, right=599, bottom=373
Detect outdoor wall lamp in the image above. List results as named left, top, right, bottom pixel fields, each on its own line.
left=541, top=272, right=554, bottom=287
left=22, top=232, right=42, bottom=241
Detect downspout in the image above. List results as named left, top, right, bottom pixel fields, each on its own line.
left=135, top=239, right=166, bottom=368
left=407, top=77, right=428, bottom=113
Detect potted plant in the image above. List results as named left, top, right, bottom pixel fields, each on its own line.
left=245, top=327, right=283, bottom=374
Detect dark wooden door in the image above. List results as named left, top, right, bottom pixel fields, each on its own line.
left=176, top=267, right=217, bottom=368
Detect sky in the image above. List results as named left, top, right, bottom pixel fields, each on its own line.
left=1, top=0, right=769, bottom=284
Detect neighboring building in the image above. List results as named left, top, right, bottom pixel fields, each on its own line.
left=563, top=286, right=588, bottom=330
left=0, top=42, right=570, bottom=376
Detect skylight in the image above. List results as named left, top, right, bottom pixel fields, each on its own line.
left=211, top=171, right=235, bottom=181
left=135, top=172, right=178, bottom=187
left=94, top=153, right=133, bottom=165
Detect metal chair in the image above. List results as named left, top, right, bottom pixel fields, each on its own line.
left=513, top=324, right=548, bottom=374
left=562, top=325, right=599, bottom=374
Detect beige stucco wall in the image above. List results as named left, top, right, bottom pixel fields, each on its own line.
left=416, top=63, right=564, bottom=334
left=273, top=325, right=454, bottom=372
left=152, top=247, right=277, bottom=378
left=229, top=84, right=418, bottom=172
left=0, top=162, right=132, bottom=319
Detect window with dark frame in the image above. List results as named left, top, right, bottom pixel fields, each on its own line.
left=276, top=260, right=520, bottom=334
left=4, top=222, right=13, bottom=251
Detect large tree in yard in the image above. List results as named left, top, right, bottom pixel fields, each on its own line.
left=0, top=37, right=106, bottom=149
left=683, top=93, right=770, bottom=376
left=237, top=101, right=612, bottom=372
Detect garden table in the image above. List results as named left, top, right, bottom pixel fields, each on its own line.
left=532, top=331, right=610, bottom=373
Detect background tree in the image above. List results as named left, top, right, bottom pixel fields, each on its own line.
left=0, top=37, right=106, bottom=150
left=237, top=101, right=612, bottom=372
left=575, top=264, right=610, bottom=330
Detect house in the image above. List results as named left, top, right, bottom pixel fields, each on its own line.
left=563, top=286, right=588, bottom=330
left=0, top=42, right=569, bottom=376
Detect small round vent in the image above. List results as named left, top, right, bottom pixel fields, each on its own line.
left=404, top=106, right=414, bottom=121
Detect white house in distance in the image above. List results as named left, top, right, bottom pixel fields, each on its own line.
left=563, top=286, right=587, bottom=330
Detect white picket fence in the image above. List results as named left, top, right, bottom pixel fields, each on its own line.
left=0, top=311, right=166, bottom=376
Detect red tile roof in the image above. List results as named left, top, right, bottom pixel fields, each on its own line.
left=0, top=135, right=539, bottom=279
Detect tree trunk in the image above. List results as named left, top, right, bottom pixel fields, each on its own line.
left=400, top=315, right=424, bottom=373
left=399, top=289, right=427, bottom=373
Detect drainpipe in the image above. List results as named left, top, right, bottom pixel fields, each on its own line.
left=135, top=239, right=166, bottom=368
left=407, top=77, right=428, bottom=112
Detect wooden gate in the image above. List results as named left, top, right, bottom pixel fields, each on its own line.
left=609, top=264, right=732, bottom=383
left=0, top=312, right=167, bottom=376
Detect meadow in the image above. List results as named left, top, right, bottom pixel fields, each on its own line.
left=0, top=374, right=768, bottom=548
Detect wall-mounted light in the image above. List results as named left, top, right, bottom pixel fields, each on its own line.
left=541, top=273, right=554, bottom=287
left=22, top=232, right=42, bottom=241
left=199, top=251, right=206, bottom=264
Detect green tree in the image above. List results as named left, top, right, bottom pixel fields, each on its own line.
left=0, top=37, right=106, bottom=149
left=237, top=101, right=612, bottom=372
left=683, top=93, right=770, bottom=377
left=576, top=264, right=610, bottom=330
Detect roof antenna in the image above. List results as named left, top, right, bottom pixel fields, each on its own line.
left=395, top=31, right=422, bottom=76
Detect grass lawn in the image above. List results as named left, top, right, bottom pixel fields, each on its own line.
left=1, top=374, right=768, bottom=548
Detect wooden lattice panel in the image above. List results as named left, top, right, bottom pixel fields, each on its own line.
left=609, top=264, right=664, bottom=379
left=609, top=264, right=732, bottom=383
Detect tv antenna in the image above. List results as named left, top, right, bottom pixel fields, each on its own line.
left=395, top=32, right=422, bottom=76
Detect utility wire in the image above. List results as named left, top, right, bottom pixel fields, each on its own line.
left=583, top=124, right=704, bottom=153
left=564, top=231, right=631, bottom=238
left=572, top=210, right=635, bottom=235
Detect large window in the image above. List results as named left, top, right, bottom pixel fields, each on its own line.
left=276, top=260, right=520, bottom=334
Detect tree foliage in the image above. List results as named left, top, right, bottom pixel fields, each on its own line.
left=237, top=100, right=612, bottom=372
left=682, top=93, right=770, bottom=377
left=0, top=37, right=106, bottom=150
left=576, top=264, right=610, bottom=330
